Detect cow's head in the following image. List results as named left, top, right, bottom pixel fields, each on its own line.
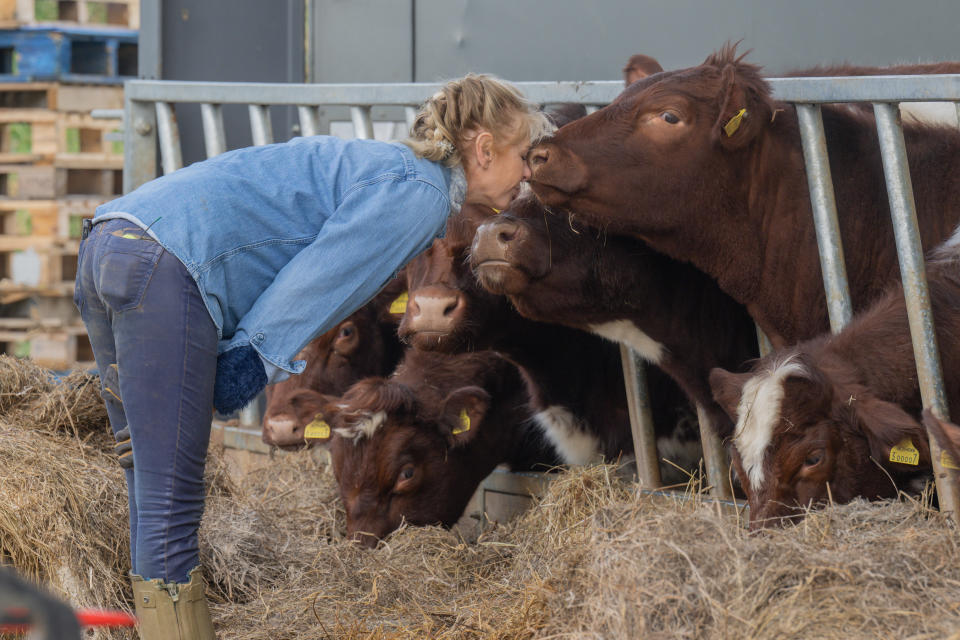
left=710, top=352, right=931, bottom=529
left=471, top=195, right=601, bottom=324
left=262, top=277, right=406, bottom=448
left=528, top=44, right=776, bottom=234
left=322, top=374, right=494, bottom=547
left=398, top=203, right=503, bottom=351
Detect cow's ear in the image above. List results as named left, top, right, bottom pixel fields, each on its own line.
left=921, top=409, right=960, bottom=472
left=440, top=386, right=490, bottom=447
left=709, top=368, right=754, bottom=425
left=713, top=63, right=773, bottom=151
left=854, top=394, right=931, bottom=469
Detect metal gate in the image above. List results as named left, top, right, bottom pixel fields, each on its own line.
left=122, top=75, right=960, bottom=518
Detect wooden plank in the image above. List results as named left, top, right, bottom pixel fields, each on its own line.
left=0, top=199, right=59, bottom=236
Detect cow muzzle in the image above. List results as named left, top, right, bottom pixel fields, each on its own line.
left=400, top=286, right=466, bottom=338
left=471, top=219, right=531, bottom=295
left=261, top=413, right=307, bottom=449
left=528, top=142, right=589, bottom=206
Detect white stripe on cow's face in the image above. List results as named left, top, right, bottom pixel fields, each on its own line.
left=589, top=319, right=666, bottom=365
left=532, top=406, right=603, bottom=465
left=336, top=410, right=387, bottom=442
left=734, top=355, right=808, bottom=490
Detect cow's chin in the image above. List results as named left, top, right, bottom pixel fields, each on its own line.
left=406, top=330, right=469, bottom=353
left=473, top=262, right=531, bottom=296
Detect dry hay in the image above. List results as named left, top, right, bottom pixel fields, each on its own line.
left=2, top=356, right=960, bottom=639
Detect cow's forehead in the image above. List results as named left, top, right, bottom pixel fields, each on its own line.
left=734, top=355, right=809, bottom=490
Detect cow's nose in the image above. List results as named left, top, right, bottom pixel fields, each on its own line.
left=528, top=146, right=550, bottom=168
left=495, top=219, right=520, bottom=246
left=262, top=414, right=302, bottom=447
left=405, top=287, right=465, bottom=333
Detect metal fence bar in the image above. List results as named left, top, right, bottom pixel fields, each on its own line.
left=696, top=404, right=732, bottom=498
left=873, top=102, right=960, bottom=518
left=154, top=102, right=182, bottom=175
left=404, top=106, right=418, bottom=132
left=200, top=103, right=227, bottom=158
left=248, top=105, right=274, bottom=146
left=796, top=103, right=853, bottom=333
left=297, top=105, right=319, bottom=137
left=123, top=94, right=157, bottom=193
left=619, top=344, right=661, bottom=488
left=350, top=106, right=375, bottom=139
left=756, top=325, right=774, bottom=357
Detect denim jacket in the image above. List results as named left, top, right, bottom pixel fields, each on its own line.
left=96, top=135, right=460, bottom=383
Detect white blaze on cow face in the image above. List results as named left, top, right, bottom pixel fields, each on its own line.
left=334, top=410, right=387, bottom=442
left=532, top=406, right=603, bottom=465
left=734, top=355, right=808, bottom=490
left=588, top=320, right=666, bottom=365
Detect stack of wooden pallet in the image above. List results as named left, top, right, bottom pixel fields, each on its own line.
left=0, top=0, right=136, bottom=369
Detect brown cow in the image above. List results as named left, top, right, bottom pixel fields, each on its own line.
left=709, top=243, right=960, bottom=528
left=623, top=53, right=664, bottom=86
left=261, top=275, right=407, bottom=447
left=400, top=203, right=701, bottom=476
left=471, top=195, right=757, bottom=442
left=528, top=45, right=960, bottom=346
left=306, top=349, right=562, bottom=547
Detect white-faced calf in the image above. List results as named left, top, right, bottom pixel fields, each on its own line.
left=710, top=249, right=960, bottom=528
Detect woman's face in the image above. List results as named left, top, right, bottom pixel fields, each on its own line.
left=463, top=130, right=532, bottom=210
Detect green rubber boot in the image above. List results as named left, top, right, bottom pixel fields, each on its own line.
left=130, top=567, right=215, bottom=639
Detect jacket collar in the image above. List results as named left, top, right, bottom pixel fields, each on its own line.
left=448, top=165, right=467, bottom=213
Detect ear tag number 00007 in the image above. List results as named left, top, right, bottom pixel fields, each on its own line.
left=304, top=416, right=331, bottom=440
left=889, top=438, right=920, bottom=466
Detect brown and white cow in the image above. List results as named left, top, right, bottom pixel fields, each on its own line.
left=306, top=349, right=562, bottom=547
left=529, top=45, right=960, bottom=346
left=709, top=243, right=960, bottom=528
left=400, top=203, right=701, bottom=477
left=470, top=194, right=758, bottom=442
left=261, top=275, right=407, bottom=447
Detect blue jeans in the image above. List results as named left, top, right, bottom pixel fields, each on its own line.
left=75, top=218, right=218, bottom=583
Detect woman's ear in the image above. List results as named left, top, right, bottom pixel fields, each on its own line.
left=473, top=130, right=494, bottom=169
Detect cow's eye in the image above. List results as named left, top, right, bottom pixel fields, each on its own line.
left=661, top=112, right=680, bottom=124
left=804, top=451, right=823, bottom=467
left=394, top=465, right=417, bottom=492
left=339, top=326, right=354, bottom=339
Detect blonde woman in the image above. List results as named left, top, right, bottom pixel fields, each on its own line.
left=73, top=74, right=550, bottom=639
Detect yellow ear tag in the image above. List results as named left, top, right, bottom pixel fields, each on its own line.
left=304, top=416, right=331, bottom=440
left=889, top=438, right=920, bottom=466
left=452, top=408, right=471, bottom=435
left=942, top=450, right=960, bottom=470
left=389, top=291, right=408, bottom=314
left=491, top=207, right=501, bottom=214
left=723, top=108, right=747, bottom=137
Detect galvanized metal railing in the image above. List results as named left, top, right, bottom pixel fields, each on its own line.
left=122, top=75, right=960, bottom=515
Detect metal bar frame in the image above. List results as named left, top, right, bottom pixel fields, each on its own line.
left=122, top=74, right=960, bottom=517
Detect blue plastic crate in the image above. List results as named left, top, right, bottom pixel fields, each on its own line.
left=0, top=26, right=137, bottom=84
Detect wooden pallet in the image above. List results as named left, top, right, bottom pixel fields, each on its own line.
left=0, top=81, right=123, bottom=111
left=0, top=0, right=140, bottom=30
left=0, top=323, right=92, bottom=369
left=0, top=110, right=123, bottom=165
left=0, top=235, right=78, bottom=289
left=0, top=25, right=137, bottom=84
left=0, top=164, right=121, bottom=198
left=0, top=197, right=109, bottom=238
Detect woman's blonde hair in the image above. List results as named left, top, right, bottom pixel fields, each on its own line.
left=404, top=73, right=553, bottom=167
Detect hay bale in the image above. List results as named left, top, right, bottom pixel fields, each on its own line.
left=0, top=355, right=110, bottom=444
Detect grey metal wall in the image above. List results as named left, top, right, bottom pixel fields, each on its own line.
left=311, top=0, right=960, bottom=83
left=141, top=0, right=306, bottom=163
